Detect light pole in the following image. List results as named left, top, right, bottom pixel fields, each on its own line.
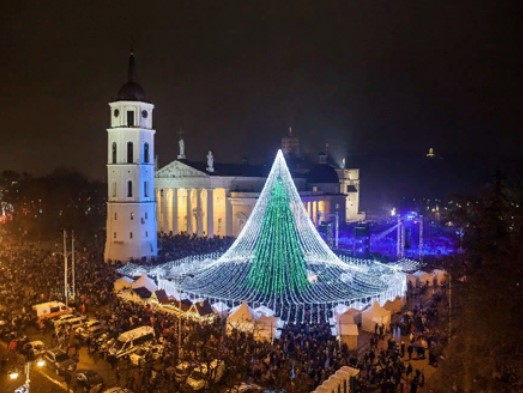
left=325, top=212, right=339, bottom=249
left=56, top=230, right=76, bottom=307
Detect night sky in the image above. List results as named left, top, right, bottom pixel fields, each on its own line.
left=1, top=1, right=521, bottom=202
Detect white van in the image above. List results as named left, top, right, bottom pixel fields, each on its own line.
left=55, top=316, right=87, bottom=333
left=33, top=302, right=72, bottom=320
left=108, top=326, right=155, bottom=359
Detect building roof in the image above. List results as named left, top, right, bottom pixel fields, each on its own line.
left=115, top=51, right=147, bottom=102
left=154, top=290, right=170, bottom=304
left=117, top=81, right=146, bottom=101
left=180, top=160, right=270, bottom=177
left=190, top=299, right=214, bottom=316
left=133, top=287, right=152, bottom=299
left=307, top=163, right=340, bottom=184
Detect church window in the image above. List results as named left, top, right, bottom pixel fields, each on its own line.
left=127, top=111, right=134, bottom=127
left=113, top=232, right=117, bottom=239
left=112, top=142, right=117, bottom=163
left=113, top=109, right=119, bottom=118
left=114, top=212, right=118, bottom=220
left=112, top=182, right=116, bottom=197
left=144, top=181, right=148, bottom=197
left=127, top=181, right=133, bottom=197
left=130, top=212, right=134, bottom=220
left=145, top=231, right=148, bottom=238
left=130, top=232, right=133, bottom=239
left=145, top=212, right=148, bottom=220
left=144, top=143, right=150, bottom=163
left=142, top=110, right=148, bottom=118
left=127, top=142, right=133, bottom=163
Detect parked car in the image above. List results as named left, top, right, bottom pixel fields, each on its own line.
left=148, top=344, right=164, bottom=361
left=55, top=316, right=87, bottom=334
left=22, top=340, right=46, bottom=357
left=43, top=349, right=77, bottom=375
left=97, top=335, right=115, bottom=356
left=72, top=369, right=104, bottom=393
left=107, top=326, right=155, bottom=359
left=53, top=314, right=76, bottom=327
left=186, top=359, right=226, bottom=391
left=76, top=320, right=106, bottom=341
left=128, top=347, right=149, bottom=367
left=175, top=361, right=196, bottom=383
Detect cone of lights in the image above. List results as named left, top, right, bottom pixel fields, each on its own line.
left=124, top=150, right=407, bottom=322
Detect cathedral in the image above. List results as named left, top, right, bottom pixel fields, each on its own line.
left=104, top=53, right=364, bottom=262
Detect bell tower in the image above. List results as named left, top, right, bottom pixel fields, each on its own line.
left=104, top=51, right=158, bottom=262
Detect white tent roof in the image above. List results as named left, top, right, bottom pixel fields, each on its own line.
left=211, top=302, right=230, bottom=314
left=255, top=316, right=282, bottom=340
left=114, top=276, right=133, bottom=292
left=228, top=301, right=258, bottom=323
left=132, top=274, right=158, bottom=293
left=384, top=296, right=404, bottom=313
left=338, top=310, right=357, bottom=325
left=254, top=305, right=275, bottom=317
left=339, top=323, right=359, bottom=336
left=364, top=301, right=390, bottom=317
left=332, top=303, right=350, bottom=317
left=362, top=301, right=391, bottom=331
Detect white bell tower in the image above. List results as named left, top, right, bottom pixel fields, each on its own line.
left=104, top=51, right=158, bottom=262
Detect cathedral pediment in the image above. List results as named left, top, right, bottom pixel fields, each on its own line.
left=156, top=160, right=209, bottom=179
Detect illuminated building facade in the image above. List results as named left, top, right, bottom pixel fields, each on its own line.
left=156, top=143, right=364, bottom=238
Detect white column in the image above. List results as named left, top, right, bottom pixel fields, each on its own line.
left=167, top=189, right=173, bottom=233
left=156, top=189, right=162, bottom=232
left=162, top=188, right=169, bottom=233
left=207, top=189, right=214, bottom=238
left=196, top=189, right=203, bottom=237
left=186, top=188, right=193, bottom=235
left=172, top=188, right=178, bottom=235
left=225, top=190, right=232, bottom=236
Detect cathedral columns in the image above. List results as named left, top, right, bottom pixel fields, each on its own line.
left=207, top=189, right=214, bottom=238
left=225, top=190, right=232, bottom=237
left=196, top=189, right=203, bottom=237
left=172, top=188, right=178, bottom=234
left=166, top=189, right=173, bottom=233
left=186, top=188, right=193, bottom=235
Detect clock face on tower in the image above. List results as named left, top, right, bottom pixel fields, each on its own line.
left=114, top=109, right=119, bottom=117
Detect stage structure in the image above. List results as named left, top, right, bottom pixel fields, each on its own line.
left=119, top=150, right=407, bottom=322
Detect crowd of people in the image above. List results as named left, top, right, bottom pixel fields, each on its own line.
left=0, top=231, right=447, bottom=392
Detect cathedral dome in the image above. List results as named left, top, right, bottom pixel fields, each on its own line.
left=117, top=81, right=146, bottom=101
left=307, top=163, right=339, bottom=184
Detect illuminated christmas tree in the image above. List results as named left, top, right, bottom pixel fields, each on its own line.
left=128, top=150, right=408, bottom=322
left=247, top=177, right=310, bottom=295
